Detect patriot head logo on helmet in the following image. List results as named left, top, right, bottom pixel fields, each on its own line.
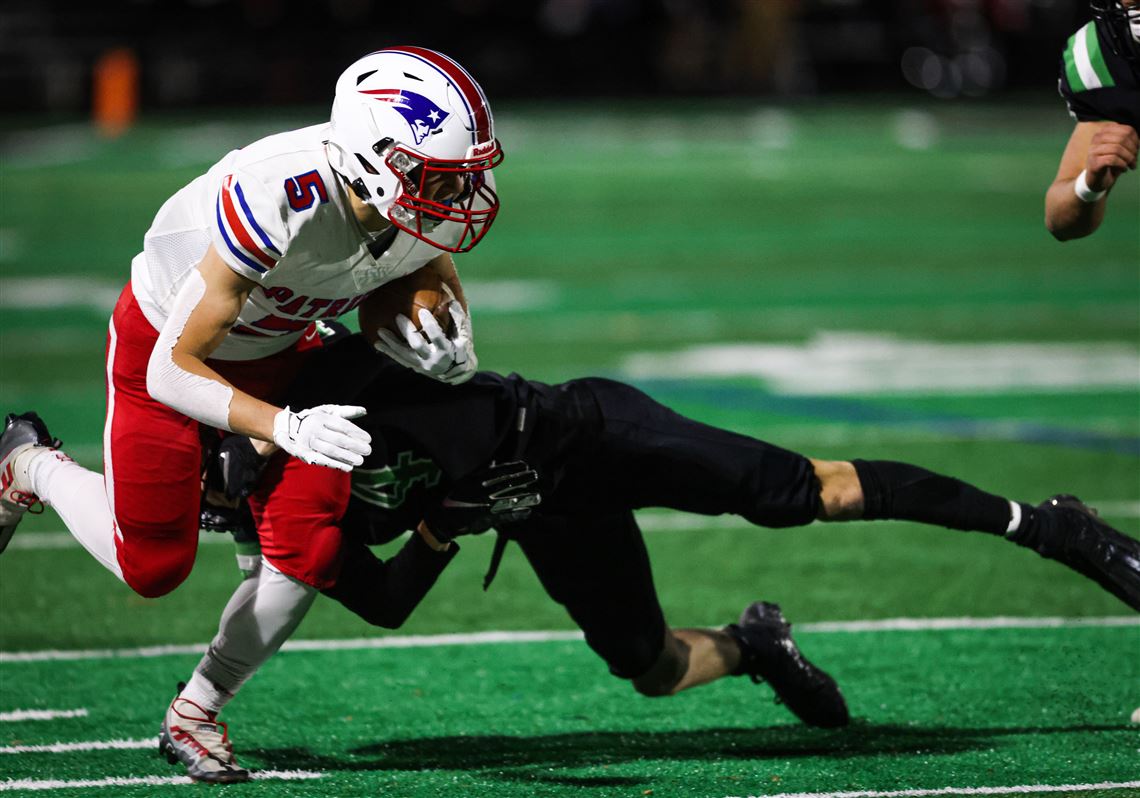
left=360, top=89, right=450, bottom=146
left=325, top=47, right=504, bottom=253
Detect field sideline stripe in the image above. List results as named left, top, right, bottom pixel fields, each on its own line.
left=0, top=770, right=322, bottom=791
left=729, top=780, right=1140, bottom=798
left=2, top=617, right=1135, bottom=664
left=0, top=709, right=86, bottom=722
left=0, top=738, right=152, bottom=754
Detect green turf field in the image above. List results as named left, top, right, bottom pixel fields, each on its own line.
left=1, top=100, right=1138, bottom=797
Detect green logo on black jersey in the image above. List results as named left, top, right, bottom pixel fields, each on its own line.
left=350, top=451, right=442, bottom=509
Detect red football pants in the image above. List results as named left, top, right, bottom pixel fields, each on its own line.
left=105, top=283, right=342, bottom=596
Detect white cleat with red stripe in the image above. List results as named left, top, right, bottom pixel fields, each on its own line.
left=159, top=695, right=249, bottom=784
left=0, top=412, right=60, bottom=555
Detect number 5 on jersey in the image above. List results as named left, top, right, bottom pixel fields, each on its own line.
left=285, top=170, right=329, bottom=212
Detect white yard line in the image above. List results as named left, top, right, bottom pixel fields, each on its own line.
left=1, top=618, right=1134, bottom=664
left=728, top=781, right=1140, bottom=798
left=0, top=709, right=87, bottom=722
left=9, top=500, right=1139, bottom=552
left=0, top=276, right=558, bottom=314
left=0, top=739, right=152, bottom=754
left=0, top=770, right=323, bottom=791
left=0, top=278, right=121, bottom=311
left=802, top=616, right=1140, bottom=633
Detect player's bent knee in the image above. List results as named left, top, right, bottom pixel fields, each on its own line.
left=630, top=633, right=688, bottom=697
left=631, top=672, right=679, bottom=697
left=122, top=556, right=195, bottom=598
left=117, top=531, right=198, bottom=598
left=346, top=602, right=407, bottom=630
left=810, top=459, right=864, bottom=521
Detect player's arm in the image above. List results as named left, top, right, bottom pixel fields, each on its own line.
left=146, top=244, right=371, bottom=471
left=1045, top=120, right=1139, bottom=240
left=321, top=532, right=458, bottom=629
left=162, top=246, right=277, bottom=441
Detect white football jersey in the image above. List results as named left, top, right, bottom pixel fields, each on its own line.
left=131, top=123, right=450, bottom=360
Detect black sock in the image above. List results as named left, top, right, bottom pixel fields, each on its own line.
left=851, top=459, right=1012, bottom=535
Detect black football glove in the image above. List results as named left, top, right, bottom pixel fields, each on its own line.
left=422, top=460, right=541, bottom=543
left=199, top=435, right=266, bottom=535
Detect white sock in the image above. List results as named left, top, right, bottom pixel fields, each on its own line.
left=24, top=448, right=122, bottom=580
left=177, top=671, right=233, bottom=716
left=191, top=558, right=317, bottom=706
left=1005, top=500, right=1022, bottom=535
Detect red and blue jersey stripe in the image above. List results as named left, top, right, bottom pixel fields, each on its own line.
left=215, top=174, right=281, bottom=274
left=380, top=46, right=494, bottom=147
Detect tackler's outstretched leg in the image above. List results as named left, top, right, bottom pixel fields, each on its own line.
left=513, top=511, right=849, bottom=727
left=819, top=459, right=1140, bottom=611
left=553, top=378, right=1140, bottom=612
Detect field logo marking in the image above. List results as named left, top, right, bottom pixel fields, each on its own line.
left=622, top=332, right=1140, bottom=395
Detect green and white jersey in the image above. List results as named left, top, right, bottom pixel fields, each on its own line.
left=1057, top=21, right=1139, bottom=128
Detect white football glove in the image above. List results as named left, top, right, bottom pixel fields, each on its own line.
left=272, top=405, right=371, bottom=472
left=374, top=303, right=478, bottom=384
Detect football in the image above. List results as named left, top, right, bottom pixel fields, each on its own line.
left=358, top=266, right=455, bottom=346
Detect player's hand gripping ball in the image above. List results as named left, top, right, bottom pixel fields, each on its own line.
left=365, top=265, right=478, bottom=383
left=358, top=266, right=454, bottom=346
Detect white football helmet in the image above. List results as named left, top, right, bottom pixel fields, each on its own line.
left=326, top=47, right=504, bottom=252
left=1091, top=0, right=1140, bottom=61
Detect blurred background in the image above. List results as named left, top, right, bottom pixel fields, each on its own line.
left=1, top=0, right=1137, bottom=642
left=0, top=0, right=1108, bottom=112
left=1, top=2, right=1137, bottom=794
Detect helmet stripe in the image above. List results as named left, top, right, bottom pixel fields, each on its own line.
left=382, top=46, right=492, bottom=145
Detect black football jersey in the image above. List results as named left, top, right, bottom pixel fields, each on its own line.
left=282, top=333, right=528, bottom=544
left=1058, top=20, right=1140, bottom=128
left=343, top=363, right=526, bottom=543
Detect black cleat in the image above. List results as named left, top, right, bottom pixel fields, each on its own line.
left=724, top=601, right=849, bottom=728
left=1010, top=495, right=1140, bottom=612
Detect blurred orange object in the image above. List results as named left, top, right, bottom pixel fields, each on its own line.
left=93, top=48, right=138, bottom=138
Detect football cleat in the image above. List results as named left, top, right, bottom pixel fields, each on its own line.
left=0, top=412, right=60, bottom=555
left=1009, top=495, right=1140, bottom=612
left=724, top=601, right=850, bottom=728
left=159, top=687, right=249, bottom=784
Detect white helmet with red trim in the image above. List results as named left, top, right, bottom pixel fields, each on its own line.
left=326, top=47, right=504, bottom=253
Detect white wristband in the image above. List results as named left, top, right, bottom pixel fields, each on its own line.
left=1074, top=169, right=1107, bottom=204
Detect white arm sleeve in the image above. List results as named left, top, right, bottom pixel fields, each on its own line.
left=145, top=269, right=235, bottom=430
